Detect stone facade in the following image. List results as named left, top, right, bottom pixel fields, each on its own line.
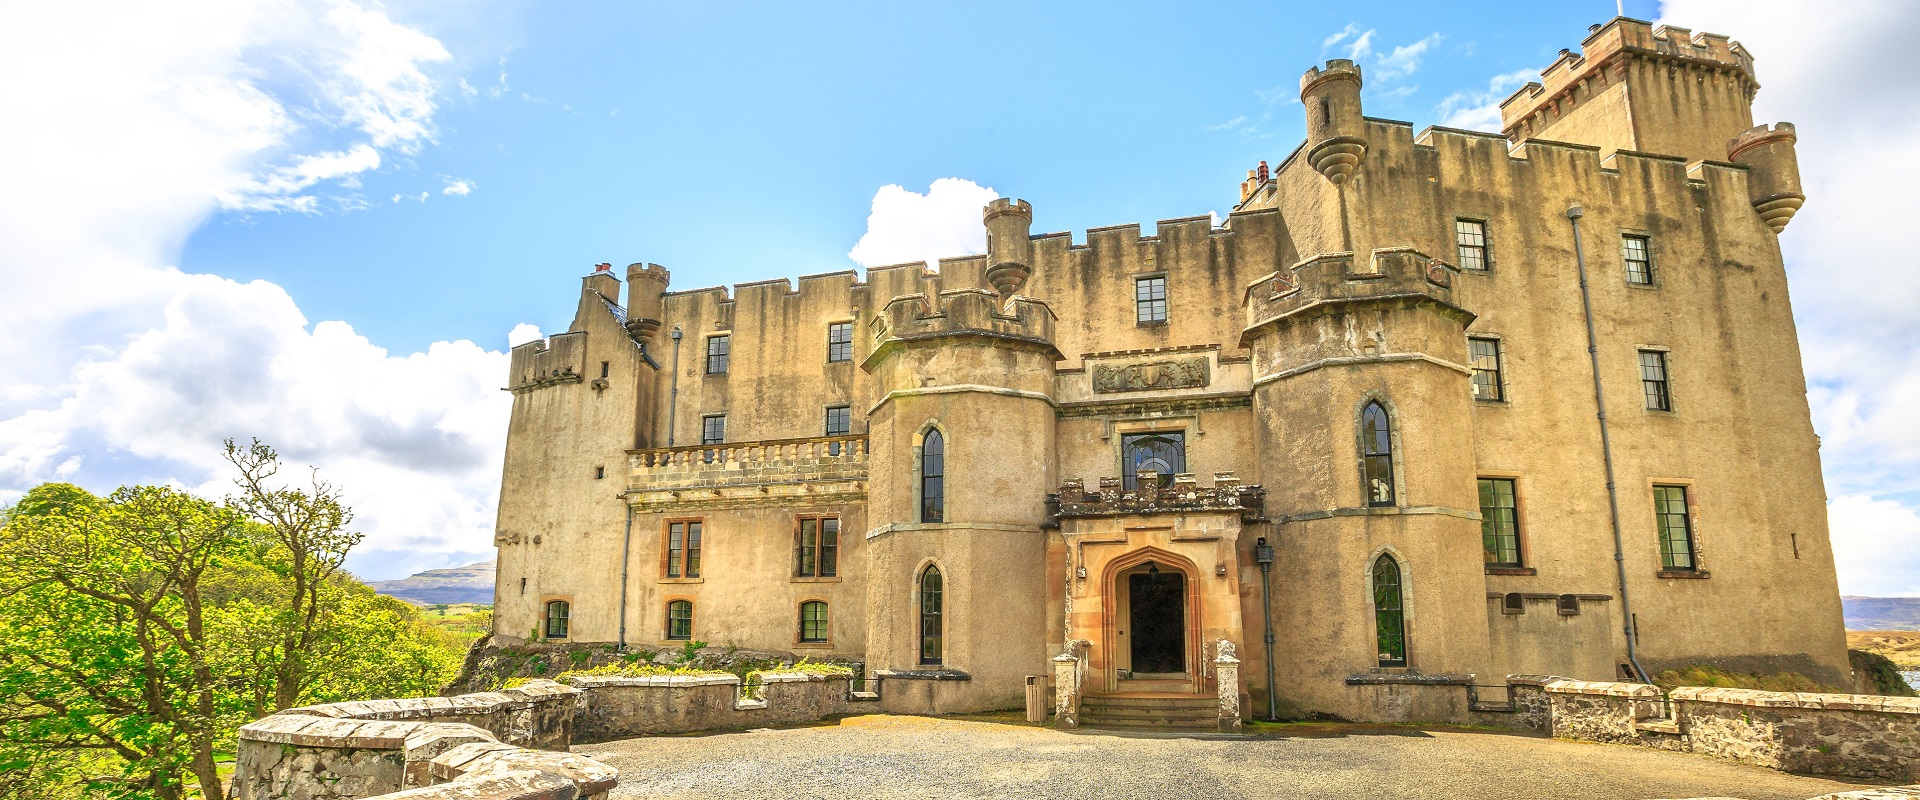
left=492, top=16, right=1848, bottom=724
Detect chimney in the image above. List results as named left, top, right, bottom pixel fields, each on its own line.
left=584, top=262, right=619, bottom=303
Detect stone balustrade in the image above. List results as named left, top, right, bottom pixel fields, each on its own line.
left=626, top=435, right=868, bottom=511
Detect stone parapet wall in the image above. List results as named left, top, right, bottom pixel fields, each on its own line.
left=1540, top=679, right=1920, bottom=781
left=233, top=680, right=611, bottom=800
left=567, top=671, right=851, bottom=743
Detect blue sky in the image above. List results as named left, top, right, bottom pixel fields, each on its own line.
left=4, top=0, right=1917, bottom=588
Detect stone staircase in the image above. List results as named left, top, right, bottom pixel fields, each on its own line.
left=1079, top=693, right=1220, bottom=732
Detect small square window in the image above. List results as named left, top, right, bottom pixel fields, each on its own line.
left=1468, top=337, right=1504, bottom=402
left=827, top=322, right=853, bottom=363
left=1135, top=277, right=1167, bottom=324
left=1456, top=220, right=1488, bottom=271
left=701, top=415, right=726, bottom=445
left=1622, top=235, right=1654, bottom=285
left=1639, top=351, right=1671, bottom=412
left=705, top=335, right=730, bottom=374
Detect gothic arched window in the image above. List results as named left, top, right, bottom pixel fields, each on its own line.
left=544, top=600, right=570, bottom=639
left=1361, top=401, right=1396, bottom=507
left=920, top=429, right=945, bottom=523
left=1122, top=432, right=1186, bottom=490
left=920, top=565, right=944, bottom=665
left=1373, top=555, right=1407, bottom=667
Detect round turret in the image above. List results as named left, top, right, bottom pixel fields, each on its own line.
left=1728, top=123, right=1805, bottom=234
left=623, top=262, right=671, bottom=345
left=983, top=198, right=1034, bottom=296
left=1300, top=60, right=1367, bottom=184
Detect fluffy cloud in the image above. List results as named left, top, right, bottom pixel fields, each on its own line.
left=846, top=178, right=999, bottom=269
left=1434, top=68, right=1539, bottom=131
left=0, top=0, right=517, bottom=580
left=1655, top=0, right=1920, bottom=595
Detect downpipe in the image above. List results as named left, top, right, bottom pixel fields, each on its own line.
left=617, top=503, right=632, bottom=652
left=1567, top=204, right=1651, bottom=685
left=667, top=326, right=682, bottom=447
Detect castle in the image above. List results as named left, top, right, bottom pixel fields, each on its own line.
left=489, top=17, right=1847, bottom=723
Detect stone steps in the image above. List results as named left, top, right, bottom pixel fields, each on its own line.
left=1080, top=693, right=1221, bottom=732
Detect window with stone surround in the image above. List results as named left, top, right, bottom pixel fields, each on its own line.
left=666, top=600, right=693, bottom=640
left=799, top=601, right=829, bottom=643
left=795, top=516, right=839, bottom=578
left=1361, top=401, right=1396, bottom=507
left=705, top=334, right=730, bottom=374
left=1623, top=235, right=1654, bottom=285
left=1469, top=337, right=1504, bottom=401
left=701, top=415, right=725, bottom=445
left=1655, top=485, right=1697, bottom=571
left=544, top=600, right=570, bottom=639
left=1135, top=276, right=1167, bottom=324
left=1456, top=219, right=1488, bottom=270
left=1479, top=478, right=1522, bottom=567
left=1640, top=350, right=1672, bottom=411
left=920, top=429, right=944, bottom=523
left=1373, top=555, right=1407, bottom=667
left=665, top=519, right=702, bottom=578
left=920, top=565, right=943, bottom=665
left=827, top=322, right=853, bottom=362
left=1121, top=432, right=1185, bottom=490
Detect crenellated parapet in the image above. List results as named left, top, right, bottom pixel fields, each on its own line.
left=507, top=332, right=586, bottom=394
left=861, top=288, right=1059, bottom=367
left=1048, top=471, right=1264, bottom=523
left=1243, top=247, right=1469, bottom=339
left=1500, top=17, right=1755, bottom=142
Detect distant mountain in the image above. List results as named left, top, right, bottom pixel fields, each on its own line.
left=1843, top=596, right=1920, bottom=631
left=368, top=561, right=495, bottom=606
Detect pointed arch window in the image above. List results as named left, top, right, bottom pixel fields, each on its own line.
left=1121, top=432, right=1186, bottom=490
left=1372, top=555, right=1407, bottom=667
left=919, top=565, right=944, bottom=665
left=1361, top=401, right=1396, bottom=507
left=920, top=429, right=945, bottom=523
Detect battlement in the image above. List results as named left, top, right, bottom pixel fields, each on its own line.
left=866, top=288, right=1057, bottom=364
left=507, top=332, right=586, bottom=394
left=1048, top=471, right=1265, bottom=523
left=1500, top=17, right=1756, bottom=144
left=1300, top=58, right=1362, bottom=93
left=1245, top=247, right=1465, bottom=334
left=983, top=197, right=1032, bottom=223
left=1728, top=121, right=1796, bottom=160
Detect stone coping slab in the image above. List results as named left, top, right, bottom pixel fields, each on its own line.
left=432, top=741, right=619, bottom=796
left=276, top=680, right=578, bottom=722
left=1544, top=679, right=1662, bottom=698
left=1668, top=686, right=1920, bottom=714
left=1345, top=673, right=1474, bottom=686
left=371, top=770, right=578, bottom=800
left=564, top=674, right=739, bottom=688
left=1506, top=674, right=1573, bottom=687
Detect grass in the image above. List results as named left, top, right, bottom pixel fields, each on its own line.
left=1651, top=665, right=1839, bottom=693
left=1848, top=630, right=1920, bottom=670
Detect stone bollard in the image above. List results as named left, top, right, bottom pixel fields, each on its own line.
left=1215, top=640, right=1243, bottom=733
left=1052, top=651, right=1080, bottom=729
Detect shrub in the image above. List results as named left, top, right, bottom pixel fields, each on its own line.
left=1652, top=665, right=1838, bottom=693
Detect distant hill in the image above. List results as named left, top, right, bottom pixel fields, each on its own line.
left=369, top=561, right=495, bottom=606
left=1843, top=596, right=1920, bottom=631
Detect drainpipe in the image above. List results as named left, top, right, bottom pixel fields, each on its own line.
left=666, top=326, right=683, bottom=447
left=1254, top=536, right=1277, bottom=720
left=616, top=502, right=632, bottom=652
left=1566, top=204, right=1651, bottom=685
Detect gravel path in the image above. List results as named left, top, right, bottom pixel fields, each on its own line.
left=584, top=713, right=1875, bottom=800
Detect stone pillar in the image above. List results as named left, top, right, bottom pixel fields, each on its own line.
left=1052, top=651, right=1080, bottom=729
left=1215, top=640, right=1243, bottom=733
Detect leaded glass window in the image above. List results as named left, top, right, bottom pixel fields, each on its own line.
left=920, top=429, right=944, bottom=523
left=1479, top=478, right=1521, bottom=567
left=920, top=566, right=943, bottom=665
left=666, top=600, right=693, bottom=640
left=1361, top=401, right=1396, bottom=507
left=1456, top=219, right=1488, bottom=270
left=1469, top=337, right=1504, bottom=401
left=1373, top=555, right=1407, bottom=667
left=705, top=334, right=730, bottom=373
left=1135, top=276, right=1167, bottom=324
left=544, top=600, right=570, bottom=639
left=1655, top=485, right=1696, bottom=571
left=827, top=322, right=853, bottom=362
left=1121, top=432, right=1186, bottom=490
left=1623, top=235, right=1654, bottom=285
left=1640, top=350, right=1671, bottom=411
left=799, top=601, right=829, bottom=643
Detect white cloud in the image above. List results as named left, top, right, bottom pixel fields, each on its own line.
left=458, top=77, right=478, bottom=97
left=442, top=177, right=474, bottom=196
left=1346, top=29, right=1376, bottom=62
left=1373, top=33, right=1442, bottom=80
left=507, top=323, right=544, bottom=348
left=1323, top=23, right=1363, bottom=51
left=1657, top=0, right=1920, bottom=595
left=0, top=0, right=519, bottom=580
left=1435, top=68, right=1539, bottom=131
left=846, top=178, right=999, bottom=269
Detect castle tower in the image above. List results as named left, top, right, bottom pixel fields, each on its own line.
left=1240, top=249, right=1493, bottom=720
left=860, top=200, right=1060, bottom=713
left=983, top=198, right=1034, bottom=296
left=1300, top=60, right=1367, bottom=184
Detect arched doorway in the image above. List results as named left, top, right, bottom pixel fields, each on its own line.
left=1128, top=564, right=1186, bottom=675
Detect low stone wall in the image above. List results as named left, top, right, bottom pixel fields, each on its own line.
left=567, top=671, right=852, bottom=743
left=1542, top=679, right=1920, bottom=781
left=233, top=680, right=613, bottom=800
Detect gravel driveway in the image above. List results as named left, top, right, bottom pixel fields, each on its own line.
left=584, top=713, right=1876, bottom=800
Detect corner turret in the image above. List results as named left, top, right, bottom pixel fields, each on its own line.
left=1300, top=60, right=1367, bottom=184
left=983, top=198, right=1034, bottom=296
left=623, top=262, right=672, bottom=345
left=1727, top=123, right=1805, bottom=233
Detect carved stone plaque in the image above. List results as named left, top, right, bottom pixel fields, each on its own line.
left=1092, top=357, right=1210, bottom=394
